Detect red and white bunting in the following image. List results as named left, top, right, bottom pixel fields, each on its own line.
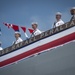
left=3, top=23, right=12, bottom=28
left=21, top=26, right=28, bottom=38
left=28, top=28, right=34, bottom=34
left=12, top=24, right=19, bottom=31
left=21, top=26, right=26, bottom=32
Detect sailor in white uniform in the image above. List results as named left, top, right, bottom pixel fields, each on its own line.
left=14, top=32, right=23, bottom=44
left=0, top=42, right=3, bottom=50
left=31, top=22, right=42, bottom=37
left=53, top=12, right=64, bottom=28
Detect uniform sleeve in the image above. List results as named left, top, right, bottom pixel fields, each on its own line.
left=15, top=38, right=23, bottom=44
left=19, top=38, right=23, bottom=42
left=34, top=29, right=42, bottom=36
left=60, top=21, right=64, bottom=25
left=37, top=29, right=42, bottom=34
left=0, top=47, right=3, bottom=50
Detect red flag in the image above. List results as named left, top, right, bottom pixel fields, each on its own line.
left=21, top=26, right=29, bottom=38
left=21, top=26, right=26, bottom=32
left=28, top=28, right=34, bottom=34
left=12, top=25, right=19, bottom=31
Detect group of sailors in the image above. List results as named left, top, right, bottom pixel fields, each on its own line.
left=0, top=12, right=64, bottom=51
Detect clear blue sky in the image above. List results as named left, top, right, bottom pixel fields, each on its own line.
left=0, top=0, right=75, bottom=48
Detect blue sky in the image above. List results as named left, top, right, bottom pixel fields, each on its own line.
left=0, top=0, right=75, bottom=48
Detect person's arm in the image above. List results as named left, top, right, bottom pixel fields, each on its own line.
left=59, top=21, right=64, bottom=26
left=36, top=29, right=42, bottom=35
left=0, top=47, right=3, bottom=50
left=53, top=22, right=56, bottom=28
left=30, top=32, right=35, bottom=37
left=12, top=41, right=16, bottom=45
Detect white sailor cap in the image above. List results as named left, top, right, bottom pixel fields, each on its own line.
left=71, top=7, right=75, bottom=10
left=15, top=31, right=21, bottom=34
left=56, top=12, right=62, bottom=16
left=31, top=22, right=38, bottom=25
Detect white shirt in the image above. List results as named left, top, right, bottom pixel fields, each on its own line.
left=54, top=19, right=64, bottom=27
left=0, top=47, right=3, bottom=51
left=15, top=37, right=23, bottom=44
left=31, top=29, right=42, bottom=37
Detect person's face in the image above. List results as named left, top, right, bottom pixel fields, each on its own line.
left=56, top=15, right=61, bottom=21
left=15, top=33, right=20, bottom=39
left=32, top=24, right=37, bottom=30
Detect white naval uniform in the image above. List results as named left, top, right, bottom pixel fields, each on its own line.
left=15, top=37, right=23, bottom=44
left=31, top=29, right=42, bottom=37
left=54, top=19, right=64, bottom=27
left=0, top=47, right=3, bottom=51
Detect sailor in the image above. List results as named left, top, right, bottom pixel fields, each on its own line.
left=53, top=12, right=64, bottom=28
left=0, top=42, right=3, bottom=50
left=31, top=22, right=42, bottom=37
left=13, top=31, right=23, bottom=44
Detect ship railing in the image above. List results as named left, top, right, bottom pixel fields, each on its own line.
left=0, top=8, right=75, bottom=56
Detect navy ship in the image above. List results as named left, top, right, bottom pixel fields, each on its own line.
left=0, top=8, right=75, bottom=75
